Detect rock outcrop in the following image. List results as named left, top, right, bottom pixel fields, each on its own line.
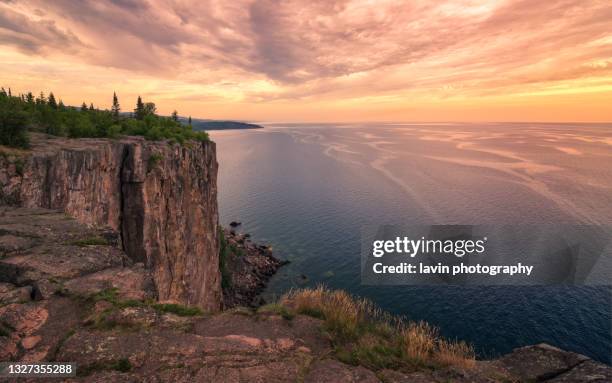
left=221, top=228, right=288, bottom=308
left=0, top=134, right=221, bottom=310
left=0, top=207, right=610, bottom=381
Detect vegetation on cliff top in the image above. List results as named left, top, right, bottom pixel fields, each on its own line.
left=279, top=286, right=475, bottom=371
left=0, top=87, right=208, bottom=149
left=218, top=227, right=233, bottom=289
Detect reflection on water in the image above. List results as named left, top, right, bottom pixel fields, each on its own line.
left=211, top=123, right=612, bottom=363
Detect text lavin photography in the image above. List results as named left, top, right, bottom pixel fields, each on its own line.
left=0, top=1, right=610, bottom=382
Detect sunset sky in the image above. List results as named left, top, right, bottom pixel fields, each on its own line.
left=1, top=0, right=611, bottom=122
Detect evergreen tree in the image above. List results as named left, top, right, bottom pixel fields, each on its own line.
left=111, top=92, right=120, bottom=119
left=135, top=96, right=144, bottom=120
left=0, top=87, right=209, bottom=146
left=143, top=102, right=156, bottom=116
left=0, top=102, right=29, bottom=148
left=48, top=92, right=58, bottom=109
left=8, top=88, right=11, bottom=97
left=188, top=116, right=192, bottom=126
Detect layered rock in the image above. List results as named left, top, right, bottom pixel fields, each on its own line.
left=0, top=134, right=221, bottom=310
left=1, top=208, right=610, bottom=381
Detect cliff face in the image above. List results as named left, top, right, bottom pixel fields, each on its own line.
left=0, top=134, right=221, bottom=310
left=2, top=209, right=609, bottom=381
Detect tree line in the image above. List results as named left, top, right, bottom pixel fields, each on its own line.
left=0, top=87, right=205, bottom=149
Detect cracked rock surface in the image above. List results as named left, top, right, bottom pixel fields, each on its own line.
left=1, top=207, right=610, bottom=382
left=1, top=134, right=221, bottom=310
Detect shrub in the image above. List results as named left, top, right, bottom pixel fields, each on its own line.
left=0, top=99, right=29, bottom=148
left=151, top=303, right=203, bottom=317
left=218, top=227, right=232, bottom=289
left=147, top=153, right=163, bottom=173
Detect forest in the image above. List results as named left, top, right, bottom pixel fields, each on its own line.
left=0, top=87, right=208, bottom=149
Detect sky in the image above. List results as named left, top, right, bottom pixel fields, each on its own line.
left=0, top=0, right=611, bottom=122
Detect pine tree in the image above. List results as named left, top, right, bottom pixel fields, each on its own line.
left=81, top=102, right=88, bottom=111
left=188, top=116, right=192, bottom=126
left=0, top=88, right=6, bottom=97
left=48, top=92, right=58, bottom=109
left=171, top=110, right=178, bottom=122
left=58, top=100, right=65, bottom=110
left=38, top=92, right=46, bottom=105
left=26, top=92, right=34, bottom=104
left=111, top=92, right=120, bottom=119
left=135, top=96, right=144, bottom=120
left=89, top=103, right=94, bottom=111
left=8, top=88, right=11, bottom=97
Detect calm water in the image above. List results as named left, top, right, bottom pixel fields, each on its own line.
left=211, top=123, right=612, bottom=363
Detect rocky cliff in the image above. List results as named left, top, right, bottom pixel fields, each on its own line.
left=0, top=134, right=221, bottom=311
left=0, top=208, right=610, bottom=381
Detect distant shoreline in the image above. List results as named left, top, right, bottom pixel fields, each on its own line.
left=184, top=119, right=263, bottom=131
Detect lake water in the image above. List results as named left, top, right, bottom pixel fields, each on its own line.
left=210, top=123, right=612, bottom=363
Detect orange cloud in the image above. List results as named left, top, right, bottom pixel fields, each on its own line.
left=0, top=0, right=610, bottom=122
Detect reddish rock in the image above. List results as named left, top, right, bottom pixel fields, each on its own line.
left=222, top=228, right=288, bottom=308
left=304, top=359, right=380, bottom=383
left=495, top=343, right=590, bottom=381
left=20, top=335, right=41, bottom=349
left=1, top=134, right=221, bottom=310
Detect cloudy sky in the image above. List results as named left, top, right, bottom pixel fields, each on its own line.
left=1, top=0, right=610, bottom=122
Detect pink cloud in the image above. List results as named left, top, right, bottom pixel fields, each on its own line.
left=1, top=0, right=610, bottom=103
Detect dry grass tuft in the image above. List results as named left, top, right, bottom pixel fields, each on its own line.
left=435, top=339, right=476, bottom=369
left=401, top=321, right=437, bottom=363
left=281, top=286, right=475, bottom=371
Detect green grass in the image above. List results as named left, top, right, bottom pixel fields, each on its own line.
left=152, top=303, right=203, bottom=317
left=147, top=152, right=163, bottom=173
left=218, top=227, right=232, bottom=289
left=69, top=236, right=109, bottom=247
left=49, top=329, right=76, bottom=361
left=90, top=287, right=122, bottom=304
left=81, top=288, right=203, bottom=328
left=297, top=307, right=324, bottom=320
left=229, top=243, right=245, bottom=257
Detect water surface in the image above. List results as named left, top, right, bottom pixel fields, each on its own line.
left=211, top=123, right=612, bottom=363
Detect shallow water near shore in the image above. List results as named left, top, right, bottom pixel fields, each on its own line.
left=211, top=122, right=612, bottom=364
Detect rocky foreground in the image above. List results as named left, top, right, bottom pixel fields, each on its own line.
left=1, top=207, right=610, bottom=382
